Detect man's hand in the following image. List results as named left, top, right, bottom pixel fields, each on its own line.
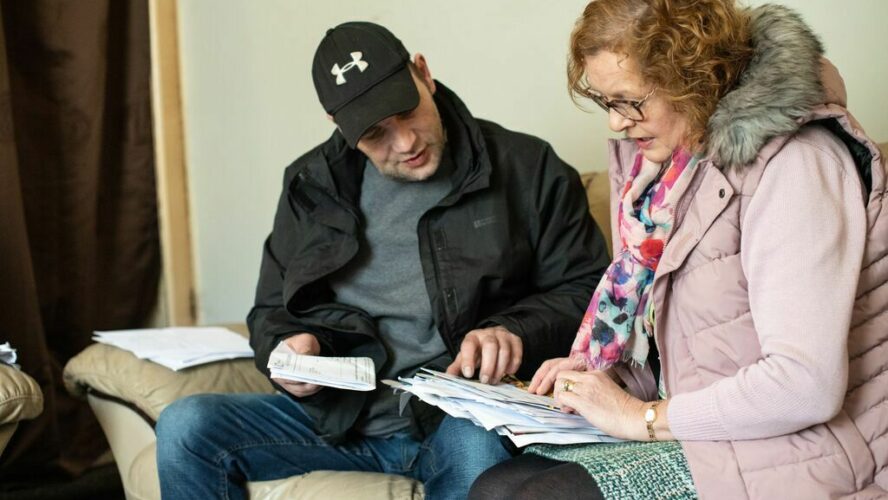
left=445, top=326, right=522, bottom=385
left=271, top=333, right=323, bottom=398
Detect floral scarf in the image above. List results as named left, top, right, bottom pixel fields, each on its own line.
left=571, top=148, right=701, bottom=369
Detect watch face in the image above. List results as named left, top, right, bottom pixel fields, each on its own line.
left=645, top=407, right=656, bottom=422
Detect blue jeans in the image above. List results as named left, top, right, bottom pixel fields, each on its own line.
left=155, top=393, right=511, bottom=500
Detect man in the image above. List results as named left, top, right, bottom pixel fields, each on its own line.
left=156, top=22, right=609, bottom=500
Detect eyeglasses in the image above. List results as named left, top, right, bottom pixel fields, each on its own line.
left=579, top=87, right=656, bottom=121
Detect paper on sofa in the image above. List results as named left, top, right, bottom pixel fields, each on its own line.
left=93, top=327, right=254, bottom=370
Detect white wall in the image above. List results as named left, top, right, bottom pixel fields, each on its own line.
left=176, top=0, right=888, bottom=325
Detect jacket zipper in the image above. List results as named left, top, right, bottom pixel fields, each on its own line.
left=654, top=160, right=715, bottom=397
left=418, top=211, right=457, bottom=356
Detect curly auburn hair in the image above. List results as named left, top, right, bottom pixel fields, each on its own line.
left=568, top=0, right=754, bottom=147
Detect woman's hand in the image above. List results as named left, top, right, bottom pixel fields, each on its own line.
left=528, top=356, right=586, bottom=395
left=554, top=370, right=653, bottom=441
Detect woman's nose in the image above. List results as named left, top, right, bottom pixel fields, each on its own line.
left=607, top=108, right=634, bottom=133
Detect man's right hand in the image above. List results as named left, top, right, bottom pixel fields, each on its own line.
left=271, top=333, right=323, bottom=398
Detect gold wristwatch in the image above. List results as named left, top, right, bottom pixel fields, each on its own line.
left=644, top=401, right=661, bottom=441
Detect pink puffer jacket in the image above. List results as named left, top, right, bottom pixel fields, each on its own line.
left=610, top=5, right=888, bottom=499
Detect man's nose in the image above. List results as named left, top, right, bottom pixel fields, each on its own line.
left=390, top=122, right=417, bottom=153
left=607, top=108, right=634, bottom=133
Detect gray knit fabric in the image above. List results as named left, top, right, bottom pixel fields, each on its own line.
left=329, top=158, right=453, bottom=437
left=530, top=441, right=697, bottom=499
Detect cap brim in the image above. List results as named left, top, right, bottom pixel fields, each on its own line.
left=333, top=65, right=420, bottom=148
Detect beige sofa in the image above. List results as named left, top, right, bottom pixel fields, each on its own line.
left=0, top=364, right=43, bottom=459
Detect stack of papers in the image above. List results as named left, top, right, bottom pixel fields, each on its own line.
left=93, top=327, right=253, bottom=370
left=385, top=369, right=624, bottom=447
left=0, top=342, right=19, bottom=369
left=267, top=342, right=375, bottom=391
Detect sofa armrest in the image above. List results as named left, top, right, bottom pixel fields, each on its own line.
left=0, top=364, right=43, bottom=426
left=0, top=364, right=42, bottom=457
left=63, top=342, right=274, bottom=422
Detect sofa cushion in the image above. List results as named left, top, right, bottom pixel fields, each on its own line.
left=248, top=470, right=424, bottom=500
left=64, top=342, right=273, bottom=421
left=130, top=440, right=423, bottom=500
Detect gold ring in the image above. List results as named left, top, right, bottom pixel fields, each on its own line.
left=561, top=379, right=576, bottom=393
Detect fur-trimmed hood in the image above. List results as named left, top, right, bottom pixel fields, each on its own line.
left=706, top=4, right=834, bottom=168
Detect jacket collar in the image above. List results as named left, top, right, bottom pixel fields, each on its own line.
left=706, top=4, right=826, bottom=169
left=433, top=81, right=492, bottom=202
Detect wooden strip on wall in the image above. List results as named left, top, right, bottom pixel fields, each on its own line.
left=148, top=0, right=195, bottom=326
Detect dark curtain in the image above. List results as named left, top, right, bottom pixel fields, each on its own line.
left=0, top=0, right=159, bottom=481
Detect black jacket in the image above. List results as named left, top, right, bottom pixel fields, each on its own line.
left=247, top=81, right=609, bottom=443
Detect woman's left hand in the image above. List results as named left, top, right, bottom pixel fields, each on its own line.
left=554, top=370, right=649, bottom=441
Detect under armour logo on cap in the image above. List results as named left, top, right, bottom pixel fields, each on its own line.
left=331, top=52, right=369, bottom=85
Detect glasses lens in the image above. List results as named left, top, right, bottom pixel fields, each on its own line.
left=588, top=94, right=610, bottom=113
left=613, top=102, right=643, bottom=121
left=584, top=91, right=645, bottom=121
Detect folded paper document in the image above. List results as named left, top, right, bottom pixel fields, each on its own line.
left=385, top=369, right=624, bottom=447
left=93, top=327, right=253, bottom=370
left=267, top=342, right=375, bottom=391
left=0, top=342, right=19, bottom=369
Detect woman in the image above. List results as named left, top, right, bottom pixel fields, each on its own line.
left=469, top=1, right=887, bottom=499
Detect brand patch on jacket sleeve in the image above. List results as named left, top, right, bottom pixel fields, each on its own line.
left=473, top=215, right=498, bottom=229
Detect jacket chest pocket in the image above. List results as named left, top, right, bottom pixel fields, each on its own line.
left=675, top=202, right=742, bottom=276
left=443, top=210, right=532, bottom=280
left=657, top=165, right=736, bottom=277
left=283, top=230, right=358, bottom=309
left=428, top=207, right=533, bottom=328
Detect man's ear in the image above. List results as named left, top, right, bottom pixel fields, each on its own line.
left=326, top=114, right=342, bottom=131
left=411, top=53, right=436, bottom=95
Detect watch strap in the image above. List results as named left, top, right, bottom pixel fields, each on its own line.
left=645, top=401, right=661, bottom=441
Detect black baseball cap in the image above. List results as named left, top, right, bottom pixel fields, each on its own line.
left=312, top=22, right=420, bottom=148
